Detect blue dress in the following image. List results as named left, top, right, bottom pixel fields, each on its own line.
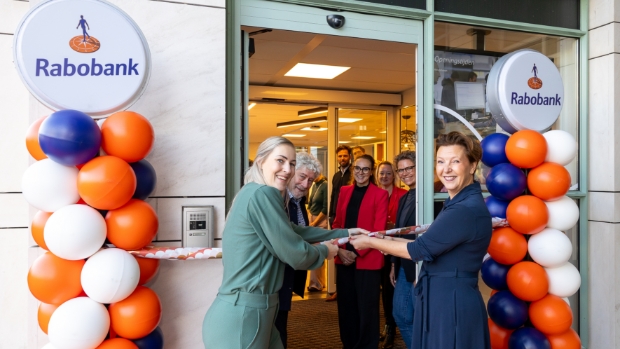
left=406, top=182, right=492, bottom=349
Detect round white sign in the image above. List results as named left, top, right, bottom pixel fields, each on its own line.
left=13, top=0, right=151, bottom=116
left=487, top=49, right=564, bottom=133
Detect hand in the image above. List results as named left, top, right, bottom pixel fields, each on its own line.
left=389, top=264, right=396, bottom=287
left=326, top=242, right=339, bottom=260
left=349, top=235, right=373, bottom=250
left=337, top=249, right=357, bottom=266
left=348, top=228, right=370, bottom=236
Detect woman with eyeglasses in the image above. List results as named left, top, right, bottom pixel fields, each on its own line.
left=332, top=154, right=388, bottom=349
left=376, top=161, right=407, bottom=349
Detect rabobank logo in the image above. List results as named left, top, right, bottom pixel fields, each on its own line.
left=527, top=63, right=543, bottom=90
left=69, top=15, right=101, bottom=53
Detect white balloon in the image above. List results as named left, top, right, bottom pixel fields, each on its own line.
left=48, top=297, right=109, bottom=349
left=528, top=228, right=573, bottom=268
left=22, top=159, right=79, bottom=212
left=545, top=196, right=579, bottom=231
left=543, top=130, right=578, bottom=166
left=41, top=344, right=57, bottom=349
left=82, top=248, right=140, bottom=303
left=545, top=262, right=581, bottom=298
left=44, top=205, right=106, bottom=260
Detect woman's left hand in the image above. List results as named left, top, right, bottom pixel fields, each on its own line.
left=349, top=235, right=373, bottom=250
left=348, top=228, right=370, bottom=237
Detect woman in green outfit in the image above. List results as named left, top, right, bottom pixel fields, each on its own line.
left=203, top=136, right=368, bottom=349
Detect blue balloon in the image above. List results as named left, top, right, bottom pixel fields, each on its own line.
left=133, top=327, right=163, bottom=349
left=486, top=163, right=526, bottom=201
left=481, top=133, right=510, bottom=167
left=130, top=159, right=157, bottom=200
left=481, top=257, right=511, bottom=290
left=485, top=196, right=510, bottom=218
left=39, top=109, right=101, bottom=166
left=488, top=290, right=529, bottom=329
left=508, top=327, right=550, bottom=349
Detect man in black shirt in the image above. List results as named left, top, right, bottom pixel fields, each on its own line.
left=329, top=145, right=352, bottom=227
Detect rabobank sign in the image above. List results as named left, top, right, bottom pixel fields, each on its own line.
left=13, top=0, right=151, bottom=116
left=487, top=49, right=564, bottom=133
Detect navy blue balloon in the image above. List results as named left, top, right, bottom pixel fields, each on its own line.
left=485, top=196, right=510, bottom=218
left=130, top=159, right=157, bottom=200
left=481, top=257, right=511, bottom=290
left=486, top=163, right=526, bottom=201
left=38, top=109, right=101, bottom=166
left=481, top=133, right=510, bottom=167
left=488, top=290, right=529, bottom=329
left=508, top=327, right=550, bottom=349
left=132, top=326, right=163, bottom=349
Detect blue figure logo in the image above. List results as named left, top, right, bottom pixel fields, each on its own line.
left=531, top=63, right=538, bottom=78
left=76, top=15, right=91, bottom=43
left=69, top=15, right=100, bottom=53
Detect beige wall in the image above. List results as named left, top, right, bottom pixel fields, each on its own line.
left=1, top=0, right=226, bottom=347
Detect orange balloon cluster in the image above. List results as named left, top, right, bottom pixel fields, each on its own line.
left=487, top=227, right=528, bottom=265
left=506, top=261, right=549, bottom=301
left=546, top=328, right=581, bottom=349
left=505, top=195, right=549, bottom=234
left=101, top=111, right=154, bottom=163
left=529, top=294, right=573, bottom=335
left=488, top=318, right=513, bottom=349
left=106, top=199, right=159, bottom=250
left=31, top=210, right=52, bottom=250
left=37, top=302, right=59, bottom=334
left=109, top=286, right=162, bottom=339
left=135, top=256, right=160, bottom=285
left=505, top=130, right=547, bottom=169
left=28, top=252, right=85, bottom=304
left=25, top=115, right=48, bottom=160
left=527, top=162, right=571, bottom=201
left=78, top=156, right=137, bottom=210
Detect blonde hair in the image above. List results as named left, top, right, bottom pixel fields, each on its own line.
left=244, top=136, right=295, bottom=185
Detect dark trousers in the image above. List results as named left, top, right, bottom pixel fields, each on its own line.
left=381, top=255, right=396, bottom=327
left=336, top=264, right=381, bottom=349
left=275, top=310, right=289, bottom=348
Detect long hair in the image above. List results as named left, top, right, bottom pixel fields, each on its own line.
left=244, top=136, right=295, bottom=185
left=349, top=154, right=377, bottom=186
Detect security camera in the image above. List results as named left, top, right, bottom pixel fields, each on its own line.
left=326, top=15, right=345, bottom=29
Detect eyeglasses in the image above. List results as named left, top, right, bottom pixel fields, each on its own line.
left=396, top=165, right=415, bottom=175
left=353, top=166, right=371, bottom=174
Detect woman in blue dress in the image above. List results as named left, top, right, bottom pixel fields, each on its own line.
left=350, top=131, right=492, bottom=349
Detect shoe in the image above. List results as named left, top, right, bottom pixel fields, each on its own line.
left=307, top=285, right=322, bottom=292
left=379, top=324, right=388, bottom=341
left=382, top=326, right=395, bottom=349
left=325, top=292, right=337, bottom=302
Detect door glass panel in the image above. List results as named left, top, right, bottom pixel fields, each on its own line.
left=337, top=108, right=387, bottom=164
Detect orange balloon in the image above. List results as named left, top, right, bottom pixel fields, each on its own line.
left=106, top=199, right=159, bottom=250
left=37, top=302, right=59, bottom=334
left=134, top=256, right=160, bottom=285
left=507, top=261, right=549, bottom=301
left=530, top=294, right=573, bottom=335
left=26, top=116, right=48, bottom=160
left=490, top=289, right=499, bottom=297
left=528, top=163, right=571, bottom=201
left=488, top=318, right=513, bottom=349
left=31, top=211, right=52, bottom=250
left=101, top=111, right=154, bottom=162
left=27, top=252, right=85, bottom=304
left=505, top=130, right=547, bottom=168
left=96, top=338, right=139, bottom=349
left=506, top=195, right=549, bottom=234
left=109, top=286, right=161, bottom=339
left=487, top=227, right=527, bottom=265
left=78, top=156, right=137, bottom=210
left=547, top=328, right=581, bottom=349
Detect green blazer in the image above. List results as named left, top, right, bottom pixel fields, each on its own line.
left=218, top=182, right=349, bottom=297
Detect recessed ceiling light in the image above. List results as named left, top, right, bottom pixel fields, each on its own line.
left=379, top=130, right=386, bottom=134
left=248, top=102, right=256, bottom=110
left=339, top=118, right=362, bottom=123
left=338, top=141, right=351, bottom=144
left=351, top=136, right=376, bottom=140
left=282, top=134, right=305, bottom=138
left=285, top=63, right=350, bottom=79
left=301, top=127, right=328, bottom=131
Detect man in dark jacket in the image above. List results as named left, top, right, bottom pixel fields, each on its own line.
left=329, top=145, right=352, bottom=227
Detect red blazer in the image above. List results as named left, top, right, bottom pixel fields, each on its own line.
left=387, top=187, right=407, bottom=229
left=332, top=183, right=388, bottom=270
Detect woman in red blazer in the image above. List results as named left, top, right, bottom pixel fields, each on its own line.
left=332, top=154, right=388, bottom=349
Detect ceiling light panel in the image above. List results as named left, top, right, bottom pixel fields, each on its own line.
left=282, top=134, right=306, bottom=138
left=301, top=127, right=328, bottom=131
left=338, top=118, right=362, bottom=123
left=285, top=63, right=350, bottom=79
left=351, top=136, right=376, bottom=140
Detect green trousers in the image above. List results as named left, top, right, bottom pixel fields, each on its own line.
left=203, top=292, right=284, bottom=349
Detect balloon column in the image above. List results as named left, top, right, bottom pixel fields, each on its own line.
left=24, top=110, right=164, bottom=349
left=481, top=130, right=581, bottom=349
